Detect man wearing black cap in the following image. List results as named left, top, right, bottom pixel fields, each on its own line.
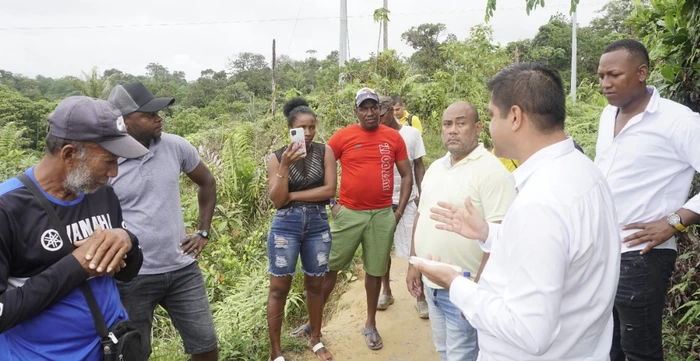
left=108, top=82, right=218, bottom=361
left=0, top=96, right=145, bottom=360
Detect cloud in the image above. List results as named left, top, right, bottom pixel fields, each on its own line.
left=0, top=0, right=606, bottom=81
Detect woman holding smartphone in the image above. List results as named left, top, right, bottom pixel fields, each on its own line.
left=266, top=98, right=336, bottom=361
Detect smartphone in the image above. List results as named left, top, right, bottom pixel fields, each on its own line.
left=289, top=127, right=307, bottom=155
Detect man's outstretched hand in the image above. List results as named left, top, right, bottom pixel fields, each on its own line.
left=430, top=196, right=489, bottom=240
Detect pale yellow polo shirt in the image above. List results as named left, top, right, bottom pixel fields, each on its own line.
left=414, top=144, right=516, bottom=289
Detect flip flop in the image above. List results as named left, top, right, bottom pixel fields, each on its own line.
left=309, top=341, right=334, bottom=361
left=290, top=323, right=312, bottom=338
left=361, top=327, right=383, bottom=350
left=377, top=294, right=395, bottom=311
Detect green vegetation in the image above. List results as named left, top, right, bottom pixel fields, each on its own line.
left=1, top=1, right=698, bottom=359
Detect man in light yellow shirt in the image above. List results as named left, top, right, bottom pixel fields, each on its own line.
left=392, top=96, right=423, bottom=133
left=406, top=101, right=516, bottom=361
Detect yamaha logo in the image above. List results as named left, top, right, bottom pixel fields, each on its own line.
left=116, top=116, right=126, bottom=132
left=41, top=229, right=63, bottom=252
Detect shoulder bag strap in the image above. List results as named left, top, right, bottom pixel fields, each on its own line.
left=17, top=173, right=110, bottom=339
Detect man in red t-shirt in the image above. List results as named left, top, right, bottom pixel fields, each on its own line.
left=325, top=88, right=412, bottom=350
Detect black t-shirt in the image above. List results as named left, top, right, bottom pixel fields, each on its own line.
left=0, top=167, right=142, bottom=360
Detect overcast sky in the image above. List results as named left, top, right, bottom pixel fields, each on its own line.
left=0, top=0, right=608, bottom=81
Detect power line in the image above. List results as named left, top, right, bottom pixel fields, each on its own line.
left=0, top=3, right=605, bottom=31
left=287, top=0, right=305, bottom=54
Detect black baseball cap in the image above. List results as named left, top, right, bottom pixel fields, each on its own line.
left=108, top=82, right=175, bottom=116
left=48, top=96, right=148, bottom=158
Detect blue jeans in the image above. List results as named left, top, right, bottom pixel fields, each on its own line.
left=610, top=249, right=676, bottom=361
left=267, top=205, right=331, bottom=277
left=426, top=285, right=479, bottom=361
left=116, top=262, right=218, bottom=357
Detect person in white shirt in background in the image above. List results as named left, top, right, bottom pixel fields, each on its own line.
left=596, top=39, right=700, bottom=361
left=375, top=96, right=428, bottom=316
left=415, top=62, right=621, bottom=361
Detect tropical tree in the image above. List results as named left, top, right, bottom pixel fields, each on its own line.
left=373, top=7, right=390, bottom=61
left=68, top=66, right=118, bottom=99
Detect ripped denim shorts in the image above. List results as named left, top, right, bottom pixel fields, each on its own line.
left=266, top=205, right=331, bottom=277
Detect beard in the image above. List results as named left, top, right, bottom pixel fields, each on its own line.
left=446, top=136, right=479, bottom=158
left=63, top=159, right=102, bottom=195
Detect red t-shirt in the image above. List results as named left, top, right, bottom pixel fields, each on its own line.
left=328, top=124, right=408, bottom=210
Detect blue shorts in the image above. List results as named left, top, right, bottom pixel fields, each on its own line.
left=267, top=205, right=332, bottom=277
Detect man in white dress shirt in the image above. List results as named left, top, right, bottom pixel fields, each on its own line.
left=415, top=62, right=621, bottom=361
left=596, top=39, right=700, bottom=361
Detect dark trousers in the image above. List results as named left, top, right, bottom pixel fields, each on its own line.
left=610, top=249, right=676, bottom=361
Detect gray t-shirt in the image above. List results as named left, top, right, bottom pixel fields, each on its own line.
left=110, top=133, right=201, bottom=275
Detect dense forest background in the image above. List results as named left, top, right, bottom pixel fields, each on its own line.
left=1, top=0, right=699, bottom=359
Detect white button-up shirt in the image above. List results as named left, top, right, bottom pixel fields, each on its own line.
left=594, top=86, right=700, bottom=253
left=449, top=138, right=621, bottom=361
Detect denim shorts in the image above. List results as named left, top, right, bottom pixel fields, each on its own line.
left=267, top=205, right=332, bottom=277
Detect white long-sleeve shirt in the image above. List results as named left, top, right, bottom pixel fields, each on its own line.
left=595, top=86, right=700, bottom=254
left=449, top=138, right=621, bottom=361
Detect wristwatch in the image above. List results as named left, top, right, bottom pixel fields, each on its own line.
left=666, top=213, right=688, bottom=232
left=196, top=230, right=210, bottom=239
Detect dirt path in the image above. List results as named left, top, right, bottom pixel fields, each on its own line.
left=301, top=257, right=439, bottom=361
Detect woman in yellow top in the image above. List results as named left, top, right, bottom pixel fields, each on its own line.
left=492, top=140, right=583, bottom=172
left=491, top=148, right=520, bottom=173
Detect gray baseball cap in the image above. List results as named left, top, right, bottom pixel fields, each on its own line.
left=108, top=82, right=175, bottom=116
left=48, top=96, right=148, bottom=159
left=378, top=96, right=393, bottom=115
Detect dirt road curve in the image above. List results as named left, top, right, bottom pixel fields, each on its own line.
left=301, top=257, right=439, bottom=361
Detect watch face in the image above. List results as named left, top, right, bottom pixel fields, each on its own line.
left=668, top=213, right=681, bottom=225
left=199, top=230, right=209, bottom=238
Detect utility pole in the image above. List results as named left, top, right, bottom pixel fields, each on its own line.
left=271, top=39, right=277, bottom=115
left=570, top=11, right=577, bottom=104
left=382, top=0, right=388, bottom=51
left=339, top=0, right=348, bottom=83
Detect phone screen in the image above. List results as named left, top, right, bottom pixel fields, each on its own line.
left=289, top=127, right=306, bottom=155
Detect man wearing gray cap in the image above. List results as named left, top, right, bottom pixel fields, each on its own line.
left=0, top=96, right=145, bottom=360
left=108, top=82, right=218, bottom=361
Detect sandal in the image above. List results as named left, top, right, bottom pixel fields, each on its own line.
left=290, top=323, right=311, bottom=338
left=415, top=300, right=429, bottom=319
left=377, top=294, right=395, bottom=311
left=309, top=340, right=334, bottom=361
left=361, top=327, right=383, bottom=350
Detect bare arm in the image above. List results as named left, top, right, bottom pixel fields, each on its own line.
left=186, top=161, right=217, bottom=232
left=395, top=159, right=413, bottom=216
left=268, top=154, right=290, bottom=209
left=288, top=145, right=337, bottom=202
left=413, top=157, right=426, bottom=199
left=474, top=221, right=500, bottom=283
left=406, top=211, right=423, bottom=298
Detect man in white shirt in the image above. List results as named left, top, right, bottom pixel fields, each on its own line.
left=595, top=39, right=700, bottom=361
left=407, top=101, right=515, bottom=361
left=415, top=62, right=621, bottom=361
left=376, top=96, right=428, bottom=317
